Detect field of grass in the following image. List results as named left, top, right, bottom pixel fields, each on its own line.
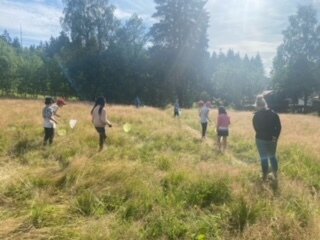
left=0, top=99, right=319, bottom=239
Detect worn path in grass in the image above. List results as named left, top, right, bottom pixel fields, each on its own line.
left=1, top=102, right=319, bottom=239
left=171, top=112, right=281, bottom=195
left=173, top=116, right=250, bottom=168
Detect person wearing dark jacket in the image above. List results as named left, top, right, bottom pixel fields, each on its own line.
left=253, top=96, right=281, bottom=181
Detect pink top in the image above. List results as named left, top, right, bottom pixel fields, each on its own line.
left=217, top=114, right=230, bottom=129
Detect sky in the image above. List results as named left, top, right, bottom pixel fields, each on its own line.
left=0, top=0, right=320, bottom=74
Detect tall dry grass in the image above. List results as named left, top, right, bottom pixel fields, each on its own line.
left=0, top=100, right=319, bottom=239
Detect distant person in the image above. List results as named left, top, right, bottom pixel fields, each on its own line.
left=42, top=97, right=57, bottom=146
left=174, top=99, right=180, bottom=117
left=134, top=96, right=141, bottom=108
left=216, top=106, right=230, bottom=153
left=91, top=97, right=112, bottom=151
left=51, top=98, right=66, bottom=118
left=199, top=101, right=211, bottom=139
left=253, top=95, right=281, bottom=182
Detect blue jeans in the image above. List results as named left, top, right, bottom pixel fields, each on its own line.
left=255, top=139, right=278, bottom=177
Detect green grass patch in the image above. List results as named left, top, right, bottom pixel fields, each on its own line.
left=281, top=145, right=320, bottom=190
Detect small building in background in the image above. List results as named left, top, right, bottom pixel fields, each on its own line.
left=262, top=90, right=320, bottom=115
left=312, top=96, right=320, bottom=116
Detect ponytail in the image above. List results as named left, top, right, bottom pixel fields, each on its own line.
left=91, top=97, right=106, bottom=115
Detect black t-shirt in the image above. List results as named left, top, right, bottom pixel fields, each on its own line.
left=252, top=109, right=281, bottom=141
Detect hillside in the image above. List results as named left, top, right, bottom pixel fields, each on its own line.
left=0, top=99, right=319, bottom=239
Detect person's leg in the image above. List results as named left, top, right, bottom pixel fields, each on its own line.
left=44, top=128, right=49, bottom=145
left=267, top=141, right=279, bottom=179
left=48, top=128, right=54, bottom=145
left=256, top=139, right=269, bottom=181
left=201, top=123, right=205, bottom=138
left=222, top=136, right=227, bottom=151
left=101, top=129, right=107, bottom=146
left=201, top=123, right=206, bottom=138
left=217, top=135, right=221, bottom=151
left=96, top=127, right=107, bottom=150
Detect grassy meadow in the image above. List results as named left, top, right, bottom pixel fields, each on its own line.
left=0, top=99, right=319, bottom=239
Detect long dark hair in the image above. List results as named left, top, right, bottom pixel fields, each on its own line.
left=218, top=106, right=227, bottom=115
left=91, top=97, right=106, bottom=115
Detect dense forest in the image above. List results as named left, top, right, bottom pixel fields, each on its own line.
left=0, top=0, right=319, bottom=108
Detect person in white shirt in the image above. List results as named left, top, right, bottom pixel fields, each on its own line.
left=199, top=101, right=211, bottom=139
left=43, top=97, right=57, bottom=145
left=91, top=97, right=112, bottom=151
left=51, top=98, right=66, bottom=118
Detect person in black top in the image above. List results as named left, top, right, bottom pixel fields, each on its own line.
left=253, top=96, right=281, bottom=181
left=173, top=99, right=180, bottom=117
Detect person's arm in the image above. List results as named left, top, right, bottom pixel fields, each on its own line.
left=273, top=113, right=281, bottom=140
left=106, top=119, right=112, bottom=127
left=47, top=108, right=58, bottom=124
left=50, top=116, right=58, bottom=124
left=53, top=105, right=61, bottom=117
left=101, top=109, right=112, bottom=127
left=252, top=114, right=258, bottom=133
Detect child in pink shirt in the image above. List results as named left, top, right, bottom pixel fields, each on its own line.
left=216, top=107, right=230, bottom=152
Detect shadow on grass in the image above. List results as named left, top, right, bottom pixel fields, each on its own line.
left=10, top=138, right=40, bottom=159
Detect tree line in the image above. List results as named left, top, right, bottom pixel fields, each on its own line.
left=0, top=1, right=319, bottom=108
left=272, top=5, right=320, bottom=107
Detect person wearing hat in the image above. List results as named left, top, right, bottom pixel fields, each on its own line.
left=51, top=98, right=66, bottom=118
left=91, top=97, right=112, bottom=151
left=253, top=95, right=281, bottom=182
left=42, top=97, right=57, bottom=145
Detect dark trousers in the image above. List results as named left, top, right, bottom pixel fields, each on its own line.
left=44, top=128, right=54, bottom=145
left=201, top=122, right=208, bottom=138
left=95, top=127, right=107, bottom=149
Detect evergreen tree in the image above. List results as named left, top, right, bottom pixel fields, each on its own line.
left=0, top=38, right=19, bottom=95
left=272, top=5, right=320, bottom=107
left=62, top=0, right=119, bottom=50
left=61, top=0, right=120, bottom=99
left=150, top=0, right=209, bottom=107
left=211, top=50, right=266, bottom=108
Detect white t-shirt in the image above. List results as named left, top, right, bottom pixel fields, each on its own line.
left=199, top=106, right=210, bottom=123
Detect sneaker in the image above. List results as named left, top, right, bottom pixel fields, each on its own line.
left=273, top=171, right=278, bottom=180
